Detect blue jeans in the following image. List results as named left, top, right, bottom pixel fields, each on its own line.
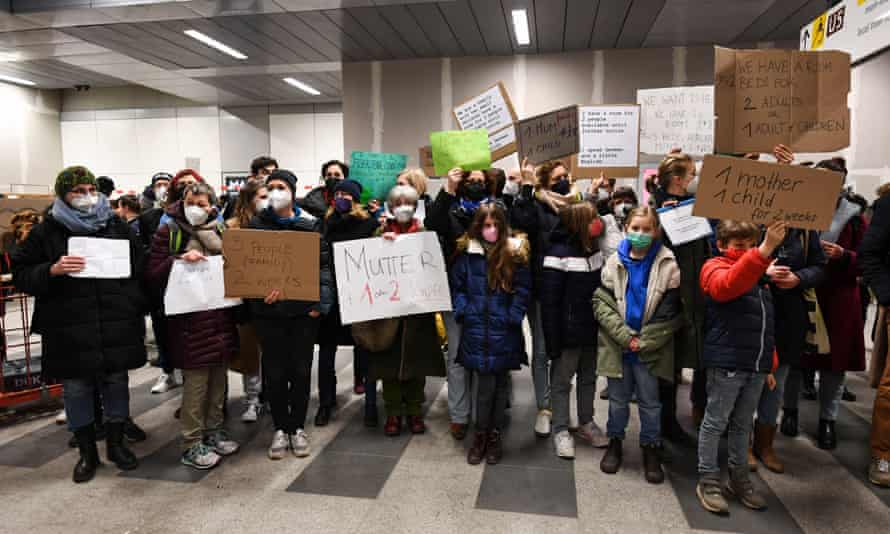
left=757, top=363, right=790, bottom=425
left=63, top=371, right=130, bottom=431
left=526, top=300, right=551, bottom=411
left=606, top=360, right=661, bottom=445
left=698, top=368, right=766, bottom=477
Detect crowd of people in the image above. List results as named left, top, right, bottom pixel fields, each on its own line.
left=3, top=145, right=889, bottom=516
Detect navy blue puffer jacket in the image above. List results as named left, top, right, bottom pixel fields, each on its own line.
left=450, top=236, right=531, bottom=373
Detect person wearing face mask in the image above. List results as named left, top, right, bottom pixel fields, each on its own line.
left=146, top=183, right=240, bottom=470
left=396, top=168, right=432, bottom=219
left=248, top=170, right=334, bottom=461
left=426, top=167, right=504, bottom=440
left=598, top=187, right=639, bottom=265
left=226, top=180, right=269, bottom=423
left=450, top=204, right=531, bottom=465
left=651, top=153, right=711, bottom=444
left=594, top=206, right=683, bottom=484
left=316, top=179, right=379, bottom=427
left=12, top=166, right=147, bottom=483
left=298, top=160, right=350, bottom=219
left=141, top=172, right=172, bottom=212
left=363, top=185, right=446, bottom=437
left=540, top=202, right=610, bottom=460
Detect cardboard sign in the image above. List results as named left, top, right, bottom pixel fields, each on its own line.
left=333, top=232, right=452, bottom=325
left=164, top=256, right=241, bottom=316
left=453, top=82, right=519, bottom=162
left=516, top=105, right=579, bottom=164
left=489, top=125, right=517, bottom=161
left=419, top=146, right=436, bottom=177
left=0, top=195, right=52, bottom=236
left=637, top=86, right=715, bottom=156
left=692, top=155, right=844, bottom=230
left=68, top=237, right=131, bottom=279
left=714, top=47, right=851, bottom=154
left=573, top=105, right=641, bottom=178
left=223, top=228, right=320, bottom=301
left=430, top=129, right=492, bottom=176
left=349, top=151, right=408, bottom=203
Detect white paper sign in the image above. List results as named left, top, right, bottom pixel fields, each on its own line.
left=489, top=125, right=516, bottom=153
left=164, top=256, right=241, bottom=316
left=578, top=105, right=641, bottom=168
left=68, top=237, right=131, bottom=279
left=454, top=84, right=514, bottom=133
left=333, top=232, right=452, bottom=325
left=657, top=199, right=713, bottom=246
left=637, top=86, right=715, bottom=156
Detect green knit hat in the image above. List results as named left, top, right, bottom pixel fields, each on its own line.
left=55, top=166, right=97, bottom=198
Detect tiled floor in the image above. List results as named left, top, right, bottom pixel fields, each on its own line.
left=0, top=348, right=888, bottom=534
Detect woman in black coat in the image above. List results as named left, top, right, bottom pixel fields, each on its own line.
left=12, top=166, right=146, bottom=483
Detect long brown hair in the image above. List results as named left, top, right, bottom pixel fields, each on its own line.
left=559, top=202, right=598, bottom=255
left=230, top=180, right=266, bottom=229
left=466, top=204, right=516, bottom=293
left=656, top=153, right=693, bottom=190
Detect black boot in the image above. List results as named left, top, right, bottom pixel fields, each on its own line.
left=314, top=406, right=333, bottom=427
left=817, top=419, right=837, bottom=450
left=642, top=443, right=665, bottom=484
left=106, top=422, right=139, bottom=470
left=123, top=418, right=147, bottom=443
left=841, top=386, right=856, bottom=402
left=600, top=438, right=623, bottom=474
left=659, top=380, right=695, bottom=447
left=68, top=420, right=105, bottom=448
left=72, top=425, right=101, bottom=483
left=780, top=409, right=799, bottom=438
left=802, top=370, right=817, bottom=400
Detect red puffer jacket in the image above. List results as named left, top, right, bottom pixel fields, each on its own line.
left=145, top=223, right=238, bottom=370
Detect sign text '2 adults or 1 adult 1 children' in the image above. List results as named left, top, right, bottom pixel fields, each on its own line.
left=637, top=85, right=714, bottom=156
left=714, top=47, right=851, bottom=154
left=349, top=151, right=408, bottom=204
left=222, top=228, right=320, bottom=301
left=333, top=232, right=452, bottom=325
left=572, top=105, right=640, bottom=178
left=516, top=105, right=579, bottom=165
left=693, top=155, right=844, bottom=231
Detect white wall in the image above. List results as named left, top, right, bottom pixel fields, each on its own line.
left=0, top=82, right=62, bottom=194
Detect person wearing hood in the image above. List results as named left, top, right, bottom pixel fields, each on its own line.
left=298, top=160, right=349, bottom=219
left=12, top=166, right=147, bottom=483
left=146, top=182, right=240, bottom=470
left=248, top=170, right=334, bottom=461
left=140, top=172, right=172, bottom=212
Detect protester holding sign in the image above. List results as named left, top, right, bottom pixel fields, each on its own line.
left=12, top=166, right=147, bottom=483
left=248, top=170, right=334, bottom=461
left=426, top=167, right=503, bottom=440
left=316, top=179, right=379, bottom=427
left=299, top=160, right=349, bottom=219
left=396, top=168, right=432, bottom=216
left=450, top=204, right=531, bottom=465
left=146, top=182, right=240, bottom=471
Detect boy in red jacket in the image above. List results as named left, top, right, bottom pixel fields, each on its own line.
left=695, top=220, right=786, bottom=515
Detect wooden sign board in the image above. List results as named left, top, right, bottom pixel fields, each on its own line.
left=516, top=105, right=579, bottom=165
left=714, top=47, right=851, bottom=154
left=692, top=155, right=844, bottom=230
left=223, top=228, right=320, bottom=301
left=572, top=105, right=641, bottom=178
left=453, top=82, right=519, bottom=161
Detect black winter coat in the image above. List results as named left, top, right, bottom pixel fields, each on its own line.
left=297, top=186, right=331, bottom=219
left=861, top=193, right=890, bottom=306
left=509, top=185, right=562, bottom=296
left=11, top=214, right=148, bottom=379
left=246, top=208, right=335, bottom=319
left=425, top=190, right=508, bottom=265
left=704, top=283, right=775, bottom=373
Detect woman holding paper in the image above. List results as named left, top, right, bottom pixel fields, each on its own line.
left=12, top=166, right=146, bottom=483
left=147, top=182, right=241, bottom=471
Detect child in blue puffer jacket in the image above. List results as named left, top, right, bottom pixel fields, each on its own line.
left=450, top=204, right=531, bottom=466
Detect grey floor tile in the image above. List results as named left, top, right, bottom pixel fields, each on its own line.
left=286, top=451, right=400, bottom=498
left=477, top=463, right=577, bottom=517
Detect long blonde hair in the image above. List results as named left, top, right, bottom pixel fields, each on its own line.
left=397, top=168, right=428, bottom=197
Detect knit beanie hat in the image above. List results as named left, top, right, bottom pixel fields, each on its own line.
left=334, top=179, right=362, bottom=201
left=55, top=166, right=97, bottom=198
left=152, top=172, right=173, bottom=185
left=267, top=170, right=298, bottom=197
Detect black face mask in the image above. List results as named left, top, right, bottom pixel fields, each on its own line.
left=325, top=177, right=339, bottom=192
left=551, top=179, right=571, bottom=195
left=463, top=182, right=487, bottom=201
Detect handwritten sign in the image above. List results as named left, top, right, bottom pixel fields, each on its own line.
left=656, top=199, right=713, bottom=246
left=714, top=47, right=851, bottom=154
left=333, top=232, right=452, bottom=324
left=430, top=129, right=492, bottom=176
left=164, top=256, right=241, bottom=316
left=223, top=228, right=320, bottom=301
left=516, top=105, right=579, bottom=164
left=693, top=155, right=843, bottom=230
left=637, top=86, right=714, bottom=156
left=349, top=151, right=408, bottom=203
left=68, top=237, right=131, bottom=279
left=573, top=105, right=640, bottom=178
left=453, top=82, right=517, bottom=133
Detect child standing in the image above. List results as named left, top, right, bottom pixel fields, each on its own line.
left=594, top=206, right=683, bottom=484
left=696, top=221, right=786, bottom=514
left=450, top=204, right=531, bottom=465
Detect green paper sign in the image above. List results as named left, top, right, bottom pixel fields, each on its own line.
left=430, top=129, right=492, bottom=176
left=349, top=151, right=408, bottom=203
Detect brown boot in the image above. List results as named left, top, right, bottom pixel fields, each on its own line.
left=747, top=448, right=759, bottom=472
left=467, top=432, right=487, bottom=465
left=753, top=421, right=784, bottom=474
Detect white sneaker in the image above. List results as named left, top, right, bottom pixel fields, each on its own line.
left=55, top=409, right=67, bottom=425
left=291, top=429, right=311, bottom=458
left=241, top=403, right=260, bottom=423
left=576, top=421, right=610, bottom=448
left=535, top=409, right=552, bottom=437
left=554, top=430, right=575, bottom=459
left=204, top=430, right=240, bottom=456
left=181, top=443, right=221, bottom=470
left=268, top=430, right=289, bottom=460
left=151, top=373, right=174, bottom=394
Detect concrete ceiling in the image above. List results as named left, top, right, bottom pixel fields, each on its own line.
left=0, top=0, right=829, bottom=106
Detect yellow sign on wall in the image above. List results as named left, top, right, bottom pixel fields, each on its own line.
left=811, top=12, right=828, bottom=49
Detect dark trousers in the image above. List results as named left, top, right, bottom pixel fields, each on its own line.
left=476, top=371, right=510, bottom=431
left=318, top=344, right=370, bottom=408
left=255, top=317, right=319, bottom=434
left=150, top=309, right=173, bottom=374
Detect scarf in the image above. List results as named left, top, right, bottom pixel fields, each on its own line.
left=535, top=189, right=580, bottom=213
left=51, top=196, right=113, bottom=235
left=175, top=213, right=223, bottom=255
left=618, top=239, right=662, bottom=362
left=384, top=218, right=421, bottom=235
left=267, top=204, right=303, bottom=225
